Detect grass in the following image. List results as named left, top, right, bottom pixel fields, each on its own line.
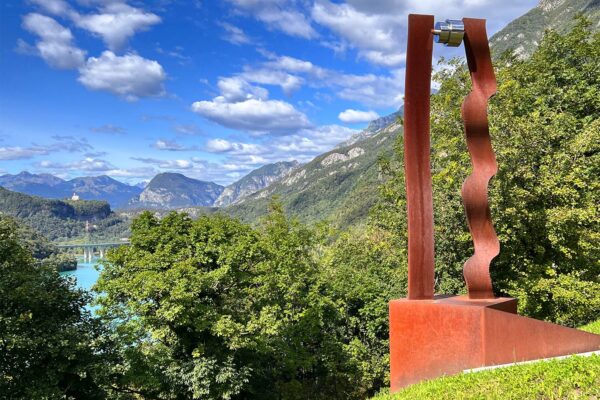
left=373, top=321, right=600, bottom=400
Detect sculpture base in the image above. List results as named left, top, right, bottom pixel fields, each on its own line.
left=389, top=295, right=600, bottom=392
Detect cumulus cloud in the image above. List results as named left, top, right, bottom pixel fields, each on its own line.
left=311, top=1, right=405, bottom=67
left=217, top=76, right=269, bottom=102
left=219, top=22, right=252, bottom=45
left=29, top=0, right=161, bottom=51
left=74, top=3, right=160, bottom=50
left=205, top=138, right=264, bottom=155
left=240, top=68, right=303, bottom=96
left=78, top=51, right=166, bottom=100
left=227, top=0, right=317, bottom=39
left=338, top=109, right=379, bottom=123
left=191, top=98, right=311, bottom=135
left=21, top=13, right=86, bottom=69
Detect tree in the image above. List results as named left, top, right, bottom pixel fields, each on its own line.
left=0, top=215, right=109, bottom=399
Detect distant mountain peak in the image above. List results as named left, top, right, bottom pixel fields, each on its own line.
left=214, top=161, right=299, bottom=207
left=129, top=173, right=224, bottom=209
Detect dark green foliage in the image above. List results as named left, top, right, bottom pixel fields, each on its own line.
left=97, top=204, right=404, bottom=399
left=0, top=215, right=110, bottom=399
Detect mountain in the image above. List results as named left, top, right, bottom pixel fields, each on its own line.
left=0, top=172, right=142, bottom=208
left=227, top=117, right=402, bottom=228
left=66, top=175, right=142, bottom=208
left=214, top=161, right=300, bottom=207
left=128, top=173, right=224, bottom=209
left=491, top=0, right=600, bottom=58
left=0, top=171, right=66, bottom=198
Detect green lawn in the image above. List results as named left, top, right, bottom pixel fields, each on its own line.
left=374, top=321, right=600, bottom=400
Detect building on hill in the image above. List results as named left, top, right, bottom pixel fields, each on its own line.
left=71, top=193, right=80, bottom=201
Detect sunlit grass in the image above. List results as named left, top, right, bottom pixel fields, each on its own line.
left=373, top=321, right=600, bottom=400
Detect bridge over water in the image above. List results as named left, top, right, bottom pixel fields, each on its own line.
left=55, top=240, right=130, bottom=262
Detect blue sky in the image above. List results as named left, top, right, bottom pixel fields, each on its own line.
left=0, top=0, right=537, bottom=185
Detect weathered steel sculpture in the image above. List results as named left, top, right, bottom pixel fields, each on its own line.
left=389, top=14, right=600, bottom=392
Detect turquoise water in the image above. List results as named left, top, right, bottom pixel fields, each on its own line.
left=60, top=259, right=102, bottom=292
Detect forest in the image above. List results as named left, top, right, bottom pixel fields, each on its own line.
left=0, top=20, right=598, bottom=399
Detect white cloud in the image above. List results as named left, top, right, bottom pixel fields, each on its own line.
left=205, top=138, right=264, bottom=155
left=240, top=68, right=303, bottom=95
left=191, top=98, right=311, bottom=135
left=21, top=13, right=86, bottom=69
left=29, top=0, right=71, bottom=16
left=311, top=1, right=405, bottom=67
left=78, top=51, right=166, bottom=100
left=227, top=0, right=317, bottom=39
left=217, top=77, right=269, bottom=102
left=73, top=3, right=161, bottom=51
left=338, top=109, right=379, bottom=123
left=219, top=22, right=252, bottom=45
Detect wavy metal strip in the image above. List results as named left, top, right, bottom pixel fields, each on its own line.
left=461, top=18, right=499, bottom=299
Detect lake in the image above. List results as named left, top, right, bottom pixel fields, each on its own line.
left=60, top=259, right=101, bottom=292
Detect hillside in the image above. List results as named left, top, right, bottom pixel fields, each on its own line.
left=0, top=187, right=129, bottom=241
left=227, top=119, right=401, bottom=228
left=214, top=161, right=299, bottom=207
left=128, top=172, right=224, bottom=209
left=491, top=0, right=600, bottom=57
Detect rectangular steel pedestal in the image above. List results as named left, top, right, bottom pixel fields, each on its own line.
left=389, top=295, right=600, bottom=391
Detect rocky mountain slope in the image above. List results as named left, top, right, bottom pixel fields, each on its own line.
left=491, top=0, right=600, bottom=57
left=227, top=118, right=402, bottom=228
left=0, top=172, right=142, bottom=208
left=214, top=161, right=299, bottom=207
left=128, top=172, right=224, bottom=209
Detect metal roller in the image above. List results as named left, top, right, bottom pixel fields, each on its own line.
left=432, top=19, right=464, bottom=47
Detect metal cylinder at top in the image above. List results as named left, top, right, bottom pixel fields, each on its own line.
left=433, top=19, right=465, bottom=47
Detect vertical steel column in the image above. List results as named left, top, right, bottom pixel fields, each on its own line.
left=404, top=14, right=435, bottom=300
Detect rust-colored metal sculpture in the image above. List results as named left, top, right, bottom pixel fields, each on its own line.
left=461, top=18, right=498, bottom=299
left=390, top=13, right=600, bottom=392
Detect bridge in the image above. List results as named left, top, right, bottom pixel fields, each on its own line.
left=55, top=240, right=130, bottom=263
